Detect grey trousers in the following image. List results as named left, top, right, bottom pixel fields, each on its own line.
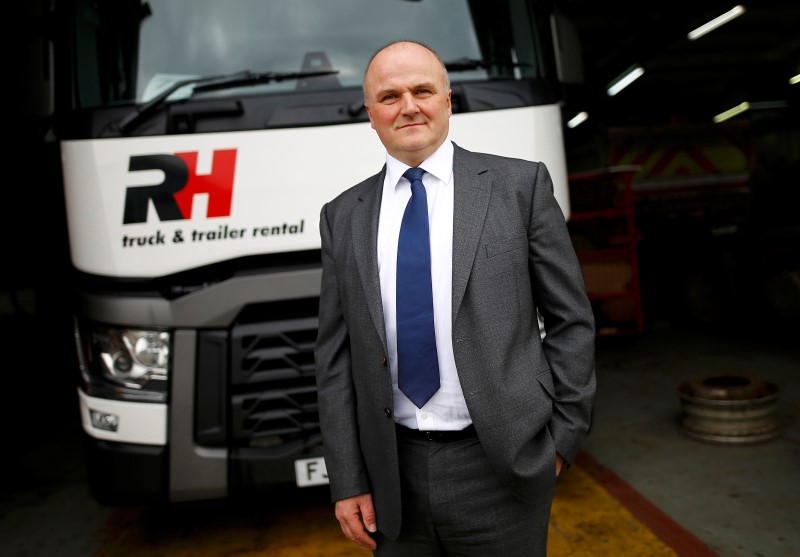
left=374, top=431, right=553, bottom=557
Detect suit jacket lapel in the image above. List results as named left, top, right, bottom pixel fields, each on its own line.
left=452, top=145, right=491, bottom=321
left=351, top=168, right=388, bottom=350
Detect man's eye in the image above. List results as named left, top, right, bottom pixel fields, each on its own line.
left=380, top=94, right=397, bottom=102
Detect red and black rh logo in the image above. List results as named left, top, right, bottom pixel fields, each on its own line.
left=123, top=149, right=237, bottom=224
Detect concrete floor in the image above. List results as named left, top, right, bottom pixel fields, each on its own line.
left=0, top=314, right=798, bottom=556
left=584, top=325, right=800, bottom=557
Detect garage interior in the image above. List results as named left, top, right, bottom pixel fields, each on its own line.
left=2, top=1, right=798, bottom=556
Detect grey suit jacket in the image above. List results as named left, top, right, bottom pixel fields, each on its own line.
left=314, top=143, right=596, bottom=539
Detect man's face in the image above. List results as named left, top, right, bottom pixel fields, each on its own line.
left=363, top=42, right=452, bottom=167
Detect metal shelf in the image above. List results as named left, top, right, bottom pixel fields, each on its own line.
left=568, top=167, right=644, bottom=336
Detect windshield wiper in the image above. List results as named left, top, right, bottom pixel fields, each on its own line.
left=116, top=69, right=339, bottom=135
left=445, top=58, right=487, bottom=72
left=444, top=57, right=534, bottom=72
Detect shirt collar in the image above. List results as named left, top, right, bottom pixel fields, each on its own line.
left=385, top=138, right=454, bottom=190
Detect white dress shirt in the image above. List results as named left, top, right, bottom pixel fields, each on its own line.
left=377, top=139, right=472, bottom=431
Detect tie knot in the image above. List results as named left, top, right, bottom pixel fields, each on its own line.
left=403, top=167, right=425, bottom=184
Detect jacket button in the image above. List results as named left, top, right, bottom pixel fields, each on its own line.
left=382, top=356, right=388, bottom=366
left=384, top=408, right=392, bottom=418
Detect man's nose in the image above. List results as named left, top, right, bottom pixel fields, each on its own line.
left=399, top=93, right=419, bottom=116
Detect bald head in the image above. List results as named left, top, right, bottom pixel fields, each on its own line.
left=362, top=40, right=452, bottom=167
left=364, top=41, right=450, bottom=103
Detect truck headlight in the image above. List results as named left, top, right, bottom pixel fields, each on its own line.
left=75, top=319, right=170, bottom=402
left=99, top=329, right=169, bottom=386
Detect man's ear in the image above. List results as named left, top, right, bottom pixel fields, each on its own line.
left=446, top=89, right=452, bottom=116
left=365, top=104, right=376, bottom=130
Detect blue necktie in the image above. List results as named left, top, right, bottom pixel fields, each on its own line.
left=396, top=167, right=440, bottom=408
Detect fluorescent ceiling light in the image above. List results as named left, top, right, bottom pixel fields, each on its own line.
left=713, top=102, right=749, bottom=123
left=688, top=5, right=746, bottom=41
left=567, top=112, right=589, bottom=128
left=607, top=65, right=644, bottom=96
left=790, top=73, right=800, bottom=85
left=713, top=100, right=788, bottom=123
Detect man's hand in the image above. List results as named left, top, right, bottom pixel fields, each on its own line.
left=334, top=493, right=378, bottom=550
left=556, top=453, right=566, bottom=477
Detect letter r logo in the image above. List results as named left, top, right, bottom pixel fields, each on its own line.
left=123, top=149, right=237, bottom=224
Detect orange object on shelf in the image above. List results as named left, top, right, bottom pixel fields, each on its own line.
left=568, top=167, right=644, bottom=336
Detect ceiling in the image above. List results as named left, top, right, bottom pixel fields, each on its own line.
left=555, top=0, right=800, bottom=128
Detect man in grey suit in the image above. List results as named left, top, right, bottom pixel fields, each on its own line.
left=314, top=40, right=596, bottom=556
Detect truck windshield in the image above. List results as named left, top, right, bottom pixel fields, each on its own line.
left=73, top=0, right=542, bottom=108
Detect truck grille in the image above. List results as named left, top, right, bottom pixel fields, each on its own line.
left=193, top=297, right=324, bottom=454
left=230, top=315, right=320, bottom=447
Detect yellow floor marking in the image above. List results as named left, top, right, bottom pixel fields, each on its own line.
left=549, top=465, right=678, bottom=557
left=96, top=497, right=370, bottom=557
left=97, top=464, right=680, bottom=556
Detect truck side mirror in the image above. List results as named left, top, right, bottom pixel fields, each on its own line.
left=550, top=14, right=584, bottom=85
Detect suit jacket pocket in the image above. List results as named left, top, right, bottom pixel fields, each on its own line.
left=484, top=236, right=528, bottom=258
left=536, top=370, right=556, bottom=400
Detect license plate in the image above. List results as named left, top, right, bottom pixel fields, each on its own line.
left=294, top=456, right=329, bottom=487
